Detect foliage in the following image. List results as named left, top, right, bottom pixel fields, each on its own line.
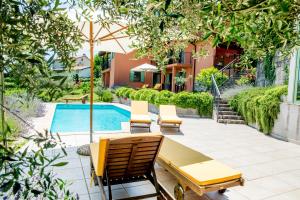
left=236, top=76, right=251, bottom=86
left=0, top=129, right=77, bottom=199
left=109, top=0, right=300, bottom=67
left=229, top=85, right=288, bottom=134
left=195, top=67, right=228, bottom=91
left=98, top=90, right=113, bottom=102
left=221, top=85, right=254, bottom=100
left=172, top=92, right=213, bottom=116
left=1, top=0, right=82, bottom=99
left=80, top=82, right=90, bottom=94
left=264, top=53, right=276, bottom=85
left=154, top=90, right=174, bottom=105
left=94, top=54, right=102, bottom=78
left=116, top=87, right=213, bottom=116
left=175, top=69, right=187, bottom=86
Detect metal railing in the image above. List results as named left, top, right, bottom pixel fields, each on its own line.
left=211, top=74, right=221, bottom=120
left=211, top=56, right=240, bottom=120
left=218, top=57, right=240, bottom=88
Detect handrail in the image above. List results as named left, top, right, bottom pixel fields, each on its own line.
left=211, top=75, right=220, bottom=97
left=211, top=74, right=221, bottom=120
left=219, top=57, right=239, bottom=73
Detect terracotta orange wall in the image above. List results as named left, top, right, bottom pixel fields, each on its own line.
left=194, top=41, right=216, bottom=76
left=109, top=50, right=152, bottom=88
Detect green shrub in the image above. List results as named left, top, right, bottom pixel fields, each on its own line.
left=147, top=90, right=159, bottom=104
left=229, top=85, right=288, bottom=134
left=133, top=89, right=148, bottom=100
left=123, top=88, right=135, bottom=98
left=155, top=90, right=174, bottom=105
left=99, top=90, right=113, bottom=102
left=80, top=82, right=90, bottom=94
left=115, top=87, right=129, bottom=97
left=172, top=91, right=213, bottom=116
left=129, top=90, right=137, bottom=99
left=195, top=67, right=228, bottom=90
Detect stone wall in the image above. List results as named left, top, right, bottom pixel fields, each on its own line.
left=255, top=53, right=289, bottom=86
left=272, top=102, right=300, bottom=144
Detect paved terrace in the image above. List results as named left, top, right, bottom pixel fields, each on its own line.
left=36, top=103, right=300, bottom=200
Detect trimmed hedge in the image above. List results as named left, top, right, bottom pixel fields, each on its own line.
left=115, top=87, right=213, bottom=117
left=229, top=85, right=287, bottom=134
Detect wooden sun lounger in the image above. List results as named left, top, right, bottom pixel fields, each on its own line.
left=90, top=133, right=164, bottom=200
left=130, top=101, right=152, bottom=132
left=64, top=94, right=88, bottom=104
left=157, top=138, right=244, bottom=200
left=158, top=105, right=182, bottom=131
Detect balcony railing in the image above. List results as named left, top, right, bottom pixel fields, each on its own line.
left=100, top=53, right=112, bottom=70
left=168, top=52, right=192, bottom=65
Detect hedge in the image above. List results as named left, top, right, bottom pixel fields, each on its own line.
left=115, top=87, right=213, bottom=117
left=229, top=85, right=287, bottom=134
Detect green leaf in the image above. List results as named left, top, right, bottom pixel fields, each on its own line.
left=13, top=182, right=21, bottom=194
left=277, top=20, right=283, bottom=30
left=51, top=162, right=68, bottom=167
left=0, top=180, right=14, bottom=192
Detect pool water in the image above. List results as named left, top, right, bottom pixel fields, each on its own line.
left=50, top=104, right=130, bottom=133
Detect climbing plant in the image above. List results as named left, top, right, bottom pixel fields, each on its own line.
left=229, top=86, right=288, bottom=134
left=263, top=54, right=276, bottom=85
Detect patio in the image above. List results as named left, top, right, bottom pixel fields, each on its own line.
left=37, top=103, right=300, bottom=200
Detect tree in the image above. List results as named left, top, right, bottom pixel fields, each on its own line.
left=94, top=54, right=102, bottom=78
left=92, top=0, right=300, bottom=67
left=0, top=0, right=82, bottom=145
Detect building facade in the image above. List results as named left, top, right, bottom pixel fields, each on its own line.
left=101, top=41, right=241, bottom=91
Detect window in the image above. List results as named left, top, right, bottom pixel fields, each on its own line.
left=130, top=70, right=145, bottom=82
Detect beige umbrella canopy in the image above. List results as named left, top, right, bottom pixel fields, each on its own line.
left=73, top=10, right=135, bottom=143
left=131, top=63, right=158, bottom=72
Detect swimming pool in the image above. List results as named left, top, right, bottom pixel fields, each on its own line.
left=50, top=104, right=130, bottom=133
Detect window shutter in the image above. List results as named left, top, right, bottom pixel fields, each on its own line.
left=129, top=70, right=134, bottom=81
left=141, top=72, right=145, bottom=82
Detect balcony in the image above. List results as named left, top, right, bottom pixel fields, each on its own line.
left=100, top=53, right=113, bottom=71
left=167, top=52, right=192, bottom=66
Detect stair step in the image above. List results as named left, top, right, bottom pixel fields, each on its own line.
left=218, top=104, right=230, bottom=107
left=218, top=107, right=232, bottom=111
left=218, top=119, right=245, bottom=124
left=218, top=115, right=243, bottom=120
left=218, top=111, right=238, bottom=115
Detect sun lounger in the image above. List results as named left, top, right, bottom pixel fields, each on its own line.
left=130, top=101, right=152, bottom=132
left=90, top=133, right=164, bottom=200
left=64, top=94, right=88, bottom=104
left=157, top=138, right=244, bottom=199
left=158, top=105, right=182, bottom=131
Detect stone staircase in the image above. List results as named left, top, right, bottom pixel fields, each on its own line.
left=216, top=98, right=245, bottom=124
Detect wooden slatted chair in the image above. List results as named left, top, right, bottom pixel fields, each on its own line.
left=90, top=133, right=164, bottom=200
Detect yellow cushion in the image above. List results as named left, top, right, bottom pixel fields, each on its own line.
left=160, top=116, right=182, bottom=124
left=90, top=138, right=109, bottom=177
left=158, top=138, right=242, bottom=186
left=130, top=114, right=151, bottom=123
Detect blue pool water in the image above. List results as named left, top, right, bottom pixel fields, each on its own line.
left=50, top=104, right=130, bottom=133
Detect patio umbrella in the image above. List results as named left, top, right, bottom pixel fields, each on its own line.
left=70, top=9, right=135, bottom=152
left=131, top=63, right=158, bottom=72
left=131, top=63, right=159, bottom=87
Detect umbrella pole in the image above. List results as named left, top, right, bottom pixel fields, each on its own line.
left=89, top=21, right=94, bottom=143
left=76, top=21, right=94, bottom=156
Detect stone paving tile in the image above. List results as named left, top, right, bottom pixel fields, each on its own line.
left=53, top=167, right=85, bottom=180
left=264, top=189, right=300, bottom=200
left=69, top=179, right=89, bottom=196
left=39, top=103, right=300, bottom=200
